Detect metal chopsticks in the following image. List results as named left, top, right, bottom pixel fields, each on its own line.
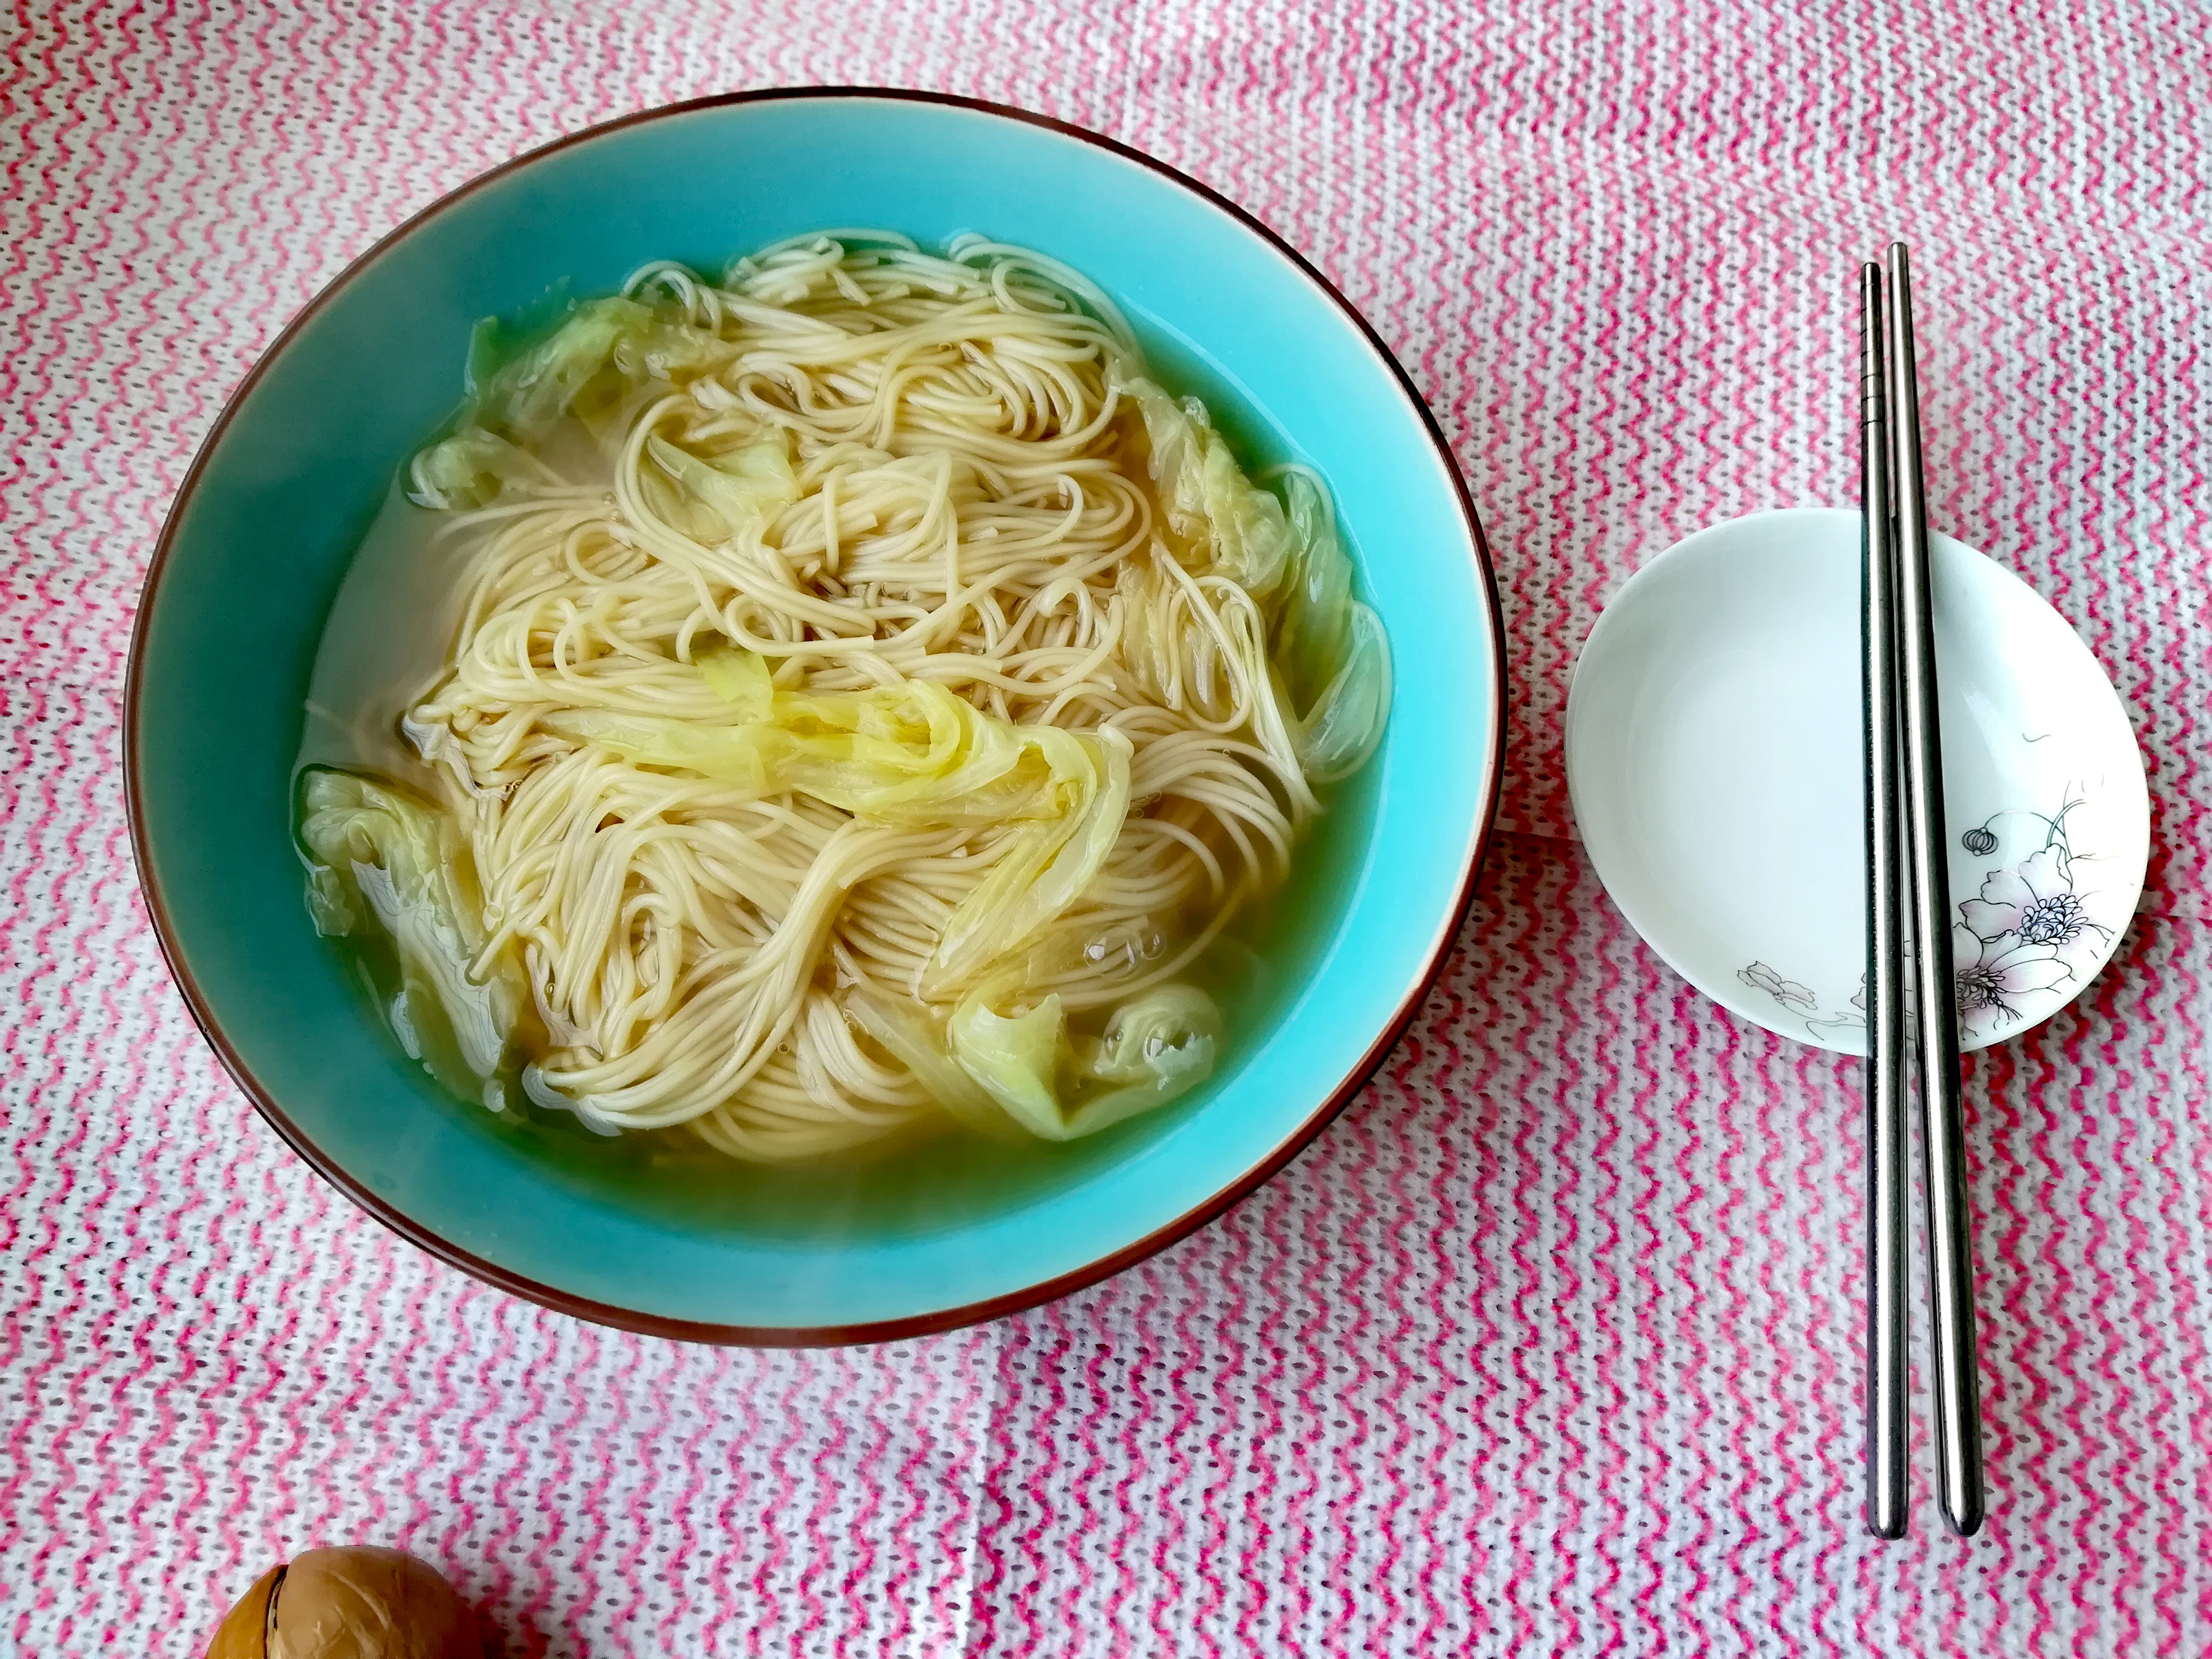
left=1859, top=242, right=1985, bottom=1539
left=1859, top=263, right=1909, bottom=1540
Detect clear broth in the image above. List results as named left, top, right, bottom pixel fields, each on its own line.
left=293, top=297, right=1386, bottom=1233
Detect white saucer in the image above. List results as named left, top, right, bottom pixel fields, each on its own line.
left=1565, top=508, right=2148, bottom=1055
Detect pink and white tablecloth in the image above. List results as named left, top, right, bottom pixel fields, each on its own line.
left=5, top=3, right=2209, bottom=1653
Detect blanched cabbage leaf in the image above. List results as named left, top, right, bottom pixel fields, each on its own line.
left=298, top=769, right=525, bottom=1090
left=943, top=982, right=1220, bottom=1141
left=406, top=428, right=539, bottom=514
left=1280, top=596, right=1391, bottom=784
left=923, top=725, right=1129, bottom=996
left=1120, top=373, right=1296, bottom=595
left=696, top=645, right=775, bottom=710
left=546, top=660, right=1133, bottom=992
left=549, top=670, right=1051, bottom=824
left=643, top=430, right=799, bottom=545
left=844, top=989, right=1020, bottom=1141
left=410, top=295, right=738, bottom=510
left=479, top=295, right=733, bottom=438
left=1078, top=984, right=1222, bottom=1091
left=1118, top=370, right=1390, bottom=782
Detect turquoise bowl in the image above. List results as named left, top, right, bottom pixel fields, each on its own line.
left=129, top=90, right=1502, bottom=1344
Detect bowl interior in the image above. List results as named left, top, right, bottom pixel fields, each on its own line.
left=133, top=94, right=1498, bottom=1337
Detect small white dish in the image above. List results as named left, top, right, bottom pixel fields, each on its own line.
left=1566, top=507, right=2148, bottom=1055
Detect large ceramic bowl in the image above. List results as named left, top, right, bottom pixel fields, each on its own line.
left=129, top=89, right=1502, bottom=1344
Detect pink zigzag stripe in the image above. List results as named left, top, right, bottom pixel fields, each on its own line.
left=5, top=3, right=2212, bottom=1652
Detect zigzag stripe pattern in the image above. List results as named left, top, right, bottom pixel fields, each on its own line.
left=3, top=1, right=2208, bottom=1652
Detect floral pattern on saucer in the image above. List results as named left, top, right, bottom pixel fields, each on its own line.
left=1736, top=961, right=1867, bottom=1045
left=1737, top=793, right=2113, bottom=1045
left=1949, top=797, right=2111, bottom=1036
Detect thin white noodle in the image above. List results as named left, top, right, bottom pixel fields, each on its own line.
left=398, top=236, right=1347, bottom=1161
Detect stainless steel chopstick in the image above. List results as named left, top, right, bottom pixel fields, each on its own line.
left=1885, top=240, right=1986, bottom=1537
left=1859, top=261, right=1909, bottom=1541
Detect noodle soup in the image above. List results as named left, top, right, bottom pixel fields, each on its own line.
left=295, top=232, right=1390, bottom=1173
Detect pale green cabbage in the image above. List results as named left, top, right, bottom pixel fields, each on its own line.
left=696, top=645, right=775, bottom=709
left=410, top=294, right=739, bottom=510
left=545, top=660, right=1132, bottom=993
left=844, top=989, right=1018, bottom=1141
left=297, top=769, right=526, bottom=1090
left=1119, top=370, right=1390, bottom=781
left=1120, top=374, right=1297, bottom=594
left=643, top=430, right=798, bottom=544
left=943, top=982, right=1221, bottom=1141
left=406, top=428, right=538, bottom=513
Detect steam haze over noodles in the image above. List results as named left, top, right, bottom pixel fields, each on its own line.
left=299, top=232, right=1389, bottom=1163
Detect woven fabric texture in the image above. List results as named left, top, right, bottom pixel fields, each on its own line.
left=3, top=2, right=2208, bottom=1653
